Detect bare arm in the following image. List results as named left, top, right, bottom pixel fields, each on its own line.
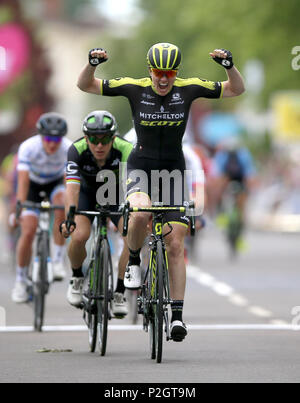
left=16, top=170, right=30, bottom=203
left=221, top=66, right=245, bottom=97
left=77, top=64, right=102, bottom=94
left=64, top=183, right=80, bottom=218
left=60, top=183, right=80, bottom=238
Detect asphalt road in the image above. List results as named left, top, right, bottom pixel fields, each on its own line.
left=1, top=223, right=300, bottom=383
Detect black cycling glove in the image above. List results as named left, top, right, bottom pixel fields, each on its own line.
left=59, top=220, right=76, bottom=235
left=212, top=49, right=234, bottom=69
left=88, top=48, right=108, bottom=66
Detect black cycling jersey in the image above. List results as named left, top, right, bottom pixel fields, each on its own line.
left=66, top=136, right=133, bottom=191
left=100, top=77, right=223, bottom=160
left=66, top=136, right=133, bottom=225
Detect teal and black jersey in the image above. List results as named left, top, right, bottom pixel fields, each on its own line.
left=100, top=77, right=223, bottom=161
left=66, top=136, right=133, bottom=190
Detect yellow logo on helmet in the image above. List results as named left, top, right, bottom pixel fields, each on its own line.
left=147, top=43, right=181, bottom=70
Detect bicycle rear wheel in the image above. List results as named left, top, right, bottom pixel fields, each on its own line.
left=227, top=208, right=243, bottom=259
left=83, top=262, right=98, bottom=353
left=34, top=232, right=48, bottom=332
left=97, top=239, right=114, bottom=356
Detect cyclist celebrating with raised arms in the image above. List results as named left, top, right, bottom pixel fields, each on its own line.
left=11, top=113, right=72, bottom=303
left=77, top=43, right=245, bottom=341
left=60, top=110, right=133, bottom=318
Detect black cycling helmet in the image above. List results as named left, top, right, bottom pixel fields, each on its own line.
left=82, top=110, right=117, bottom=136
left=147, top=42, right=182, bottom=70
left=36, top=112, right=68, bottom=137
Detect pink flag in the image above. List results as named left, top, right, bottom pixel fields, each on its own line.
left=0, top=23, right=31, bottom=94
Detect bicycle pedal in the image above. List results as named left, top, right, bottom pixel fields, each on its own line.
left=53, top=277, right=64, bottom=283
left=75, top=302, right=84, bottom=310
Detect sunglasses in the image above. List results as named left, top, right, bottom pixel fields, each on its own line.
left=87, top=134, right=113, bottom=145
left=151, top=68, right=177, bottom=79
left=44, top=136, right=62, bottom=143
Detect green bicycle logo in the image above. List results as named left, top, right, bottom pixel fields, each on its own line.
left=0, top=46, right=7, bottom=71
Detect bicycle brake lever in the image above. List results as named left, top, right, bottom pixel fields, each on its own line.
left=66, top=205, right=76, bottom=232
left=16, top=200, right=22, bottom=220
left=186, top=201, right=196, bottom=237
left=122, top=201, right=130, bottom=237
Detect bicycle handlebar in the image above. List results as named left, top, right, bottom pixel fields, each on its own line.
left=121, top=201, right=196, bottom=237
left=66, top=202, right=196, bottom=237
left=68, top=204, right=123, bottom=217
left=16, top=200, right=64, bottom=219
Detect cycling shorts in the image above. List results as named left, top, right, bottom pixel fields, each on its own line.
left=125, top=151, right=190, bottom=229
left=27, top=177, right=65, bottom=203
left=78, top=186, right=121, bottom=229
left=23, top=177, right=65, bottom=218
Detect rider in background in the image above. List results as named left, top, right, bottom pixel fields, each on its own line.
left=0, top=150, right=18, bottom=255
left=124, top=128, right=206, bottom=263
left=60, top=111, right=133, bottom=318
left=210, top=136, right=257, bottom=224
left=11, top=113, right=71, bottom=303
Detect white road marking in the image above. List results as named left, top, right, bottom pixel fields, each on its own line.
left=212, top=282, right=233, bottom=297
left=187, top=265, right=287, bottom=324
left=0, top=324, right=299, bottom=333
left=228, top=293, right=249, bottom=307
left=248, top=306, right=273, bottom=318
left=270, top=319, right=290, bottom=326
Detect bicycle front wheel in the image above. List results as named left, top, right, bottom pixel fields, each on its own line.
left=96, top=239, right=114, bottom=356
left=148, top=241, right=165, bottom=363
left=154, top=240, right=165, bottom=363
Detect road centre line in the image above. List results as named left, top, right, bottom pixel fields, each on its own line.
left=187, top=265, right=287, bottom=324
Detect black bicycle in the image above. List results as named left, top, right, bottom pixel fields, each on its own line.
left=67, top=204, right=122, bottom=356
left=122, top=201, right=195, bottom=363
left=16, top=195, right=64, bottom=332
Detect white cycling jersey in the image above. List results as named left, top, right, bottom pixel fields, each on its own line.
left=124, top=128, right=205, bottom=193
left=17, top=135, right=72, bottom=185
left=182, top=143, right=205, bottom=191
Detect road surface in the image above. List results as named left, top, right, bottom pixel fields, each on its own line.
left=1, top=223, right=300, bottom=383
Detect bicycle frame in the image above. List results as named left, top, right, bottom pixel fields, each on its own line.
left=33, top=205, right=53, bottom=285
left=122, top=201, right=195, bottom=363
left=69, top=204, right=121, bottom=355
left=149, top=214, right=172, bottom=341
left=16, top=199, right=64, bottom=331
